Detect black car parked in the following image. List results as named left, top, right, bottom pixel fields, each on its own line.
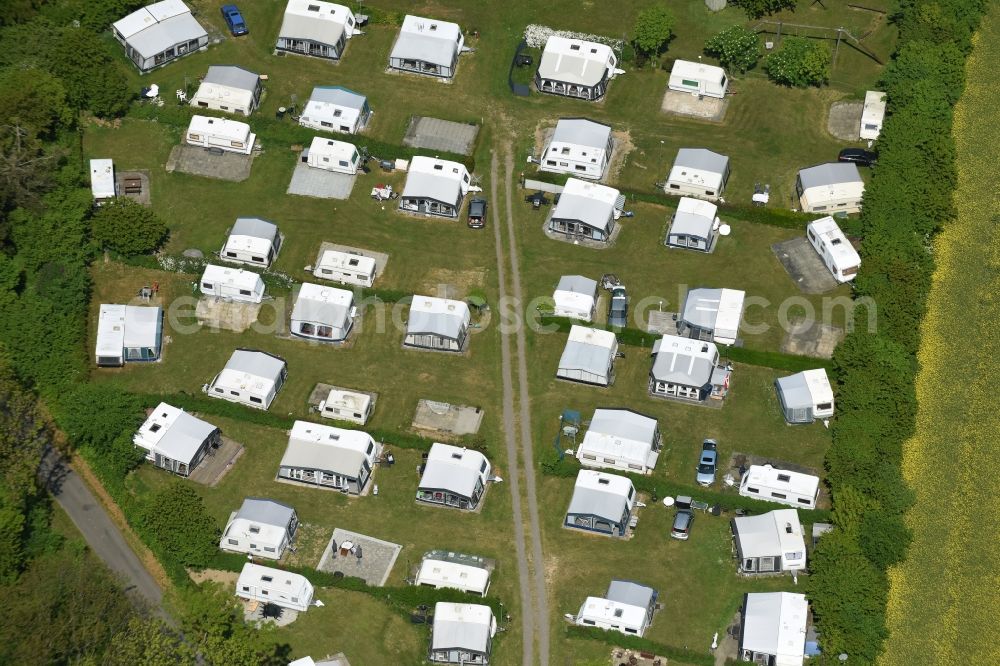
left=467, top=199, right=488, bottom=229
left=838, top=148, right=878, bottom=167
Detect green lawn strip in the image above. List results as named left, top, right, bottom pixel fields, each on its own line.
left=564, top=626, right=718, bottom=666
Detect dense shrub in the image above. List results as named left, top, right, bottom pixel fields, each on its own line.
left=704, top=25, right=761, bottom=73
left=91, top=198, right=168, bottom=255
left=138, top=483, right=219, bottom=568
left=732, top=0, right=798, bottom=19
left=765, top=37, right=830, bottom=87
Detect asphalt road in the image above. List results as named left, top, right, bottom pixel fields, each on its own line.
left=40, top=448, right=168, bottom=619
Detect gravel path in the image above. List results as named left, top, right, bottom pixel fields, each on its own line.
left=490, top=151, right=536, bottom=665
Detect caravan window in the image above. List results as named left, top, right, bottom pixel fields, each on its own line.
left=817, top=402, right=832, bottom=411
left=797, top=497, right=813, bottom=506
left=771, top=492, right=787, bottom=499
left=249, top=396, right=262, bottom=404
left=681, top=79, right=699, bottom=87
left=226, top=251, right=238, bottom=258
left=202, top=282, right=213, bottom=290
left=777, top=474, right=791, bottom=482
left=251, top=256, right=264, bottom=263
left=227, top=539, right=238, bottom=545
left=239, top=289, right=251, bottom=296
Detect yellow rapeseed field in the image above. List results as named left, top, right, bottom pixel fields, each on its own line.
left=880, top=6, right=1000, bottom=664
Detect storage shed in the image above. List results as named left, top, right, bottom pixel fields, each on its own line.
left=190, top=66, right=262, bottom=116
left=739, top=464, right=820, bottom=509
left=668, top=60, right=728, bottom=98
left=429, top=602, right=496, bottom=665
left=221, top=217, right=281, bottom=267
left=795, top=162, right=865, bottom=214
left=220, top=498, right=299, bottom=559
left=417, top=443, right=492, bottom=511
left=648, top=334, right=730, bottom=403
left=90, top=159, right=116, bottom=204
left=236, top=562, right=314, bottom=612
left=133, top=402, right=220, bottom=477
left=547, top=178, right=622, bottom=243
left=199, top=264, right=265, bottom=303
left=95, top=304, right=162, bottom=367
left=313, top=249, right=376, bottom=287
left=775, top=369, right=834, bottom=424
left=564, top=470, right=636, bottom=537
left=278, top=420, right=379, bottom=494
left=389, top=15, right=465, bottom=79
left=664, top=148, right=730, bottom=200
left=739, top=592, right=809, bottom=666
left=400, top=156, right=471, bottom=219
left=186, top=115, right=256, bottom=155
left=576, top=580, right=658, bottom=637
left=206, top=349, right=287, bottom=410
left=540, top=118, right=614, bottom=180
left=806, top=216, right=860, bottom=283
left=576, top=408, right=661, bottom=474
left=679, top=287, right=745, bottom=345
left=860, top=90, right=887, bottom=141
left=665, top=197, right=720, bottom=252
left=277, top=0, right=359, bottom=61
left=404, top=296, right=471, bottom=352
left=556, top=325, right=618, bottom=387
left=535, top=37, right=620, bottom=101
left=300, top=86, right=372, bottom=135
left=552, top=275, right=598, bottom=321
left=732, top=509, right=807, bottom=575
left=303, top=137, right=361, bottom=174
left=112, top=0, right=208, bottom=72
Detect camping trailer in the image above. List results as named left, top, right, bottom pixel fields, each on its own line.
left=90, top=159, right=116, bottom=204
left=404, top=296, right=471, bottom=352
left=860, top=90, right=886, bottom=141
left=95, top=304, right=162, bottom=367
left=400, top=156, right=471, bottom=219
left=668, top=60, right=728, bottom=99
left=319, top=388, right=374, bottom=425
left=648, top=334, right=730, bottom=403
left=679, top=287, right=745, bottom=345
left=221, top=217, right=281, bottom=267
left=299, top=86, right=372, bottom=134
left=535, top=36, right=620, bottom=101
left=278, top=420, right=379, bottom=494
left=775, top=369, right=835, bottom=424
left=389, top=15, right=465, bottom=79
left=206, top=349, right=287, bottom=410
left=576, top=581, right=658, bottom=638
left=186, top=115, right=256, bottom=155
left=417, top=443, right=492, bottom=511
left=576, top=409, right=661, bottom=475
left=796, top=163, right=865, bottom=214
left=312, top=249, right=376, bottom=287
left=564, top=470, right=636, bottom=537
left=133, top=402, right=221, bottom=477
left=199, top=264, right=265, bottom=303
left=235, top=563, right=314, bottom=612
left=276, top=0, right=359, bottom=61
left=189, top=66, right=262, bottom=116
left=546, top=178, right=622, bottom=243
left=664, top=148, right=730, bottom=200
left=429, top=602, right=495, bottom=665
left=540, top=118, right=614, bottom=180
left=552, top=275, right=598, bottom=322
left=220, top=498, right=299, bottom=559
left=739, top=465, right=820, bottom=509
left=290, top=283, right=355, bottom=342
left=556, top=325, right=618, bottom=386
left=806, top=216, right=860, bottom=283
left=665, top=197, right=720, bottom=252
left=731, top=509, right=807, bottom=575
left=416, top=554, right=492, bottom=596
left=112, top=0, right=208, bottom=72
left=302, top=137, right=361, bottom=174
left=739, top=592, right=809, bottom=666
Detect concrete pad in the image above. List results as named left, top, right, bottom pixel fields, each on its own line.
left=828, top=101, right=863, bottom=141
left=188, top=436, right=245, bottom=487
left=771, top=238, right=840, bottom=294
left=646, top=310, right=682, bottom=335
left=403, top=116, right=479, bottom=155
left=116, top=170, right=151, bottom=205
left=660, top=90, right=729, bottom=122
left=412, top=399, right=484, bottom=436
left=165, top=145, right=253, bottom=182
left=781, top=319, right=845, bottom=359
left=317, top=528, right=402, bottom=587
left=287, top=161, right=357, bottom=200
left=195, top=298, right=261, bottom=332
left=314, top=242, right=389, bottom=279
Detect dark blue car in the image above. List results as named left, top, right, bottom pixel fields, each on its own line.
left=221, top=5, right=247, bottom=36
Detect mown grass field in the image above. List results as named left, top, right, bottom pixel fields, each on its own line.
left=82, top=0, right=894, bottom=662
left=881, top=6, right=1000, bottom=664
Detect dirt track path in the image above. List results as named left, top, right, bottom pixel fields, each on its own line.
left=490, top=150, right=536, bottom=665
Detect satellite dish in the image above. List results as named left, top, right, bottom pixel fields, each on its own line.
left=719, top=224, right=732, bottom=236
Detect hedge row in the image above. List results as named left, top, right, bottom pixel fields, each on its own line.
left=523, top=169, right=819, bottom=230
left=538, top=315, right=834, bottom=376
left=807, top=0, right=989, bottom=660
left=129, top=103, right=477, bottom=173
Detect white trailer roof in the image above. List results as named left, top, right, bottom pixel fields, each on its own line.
left=776, top=369, right=834, bottom=410
left=807, top=217, right=860, bottom=271
left=416, top=558, right=491, bottom=595
left=553, top=275, right=598, bottom=316
left=122, top=305, right=161, bottom=348
left=282, top=420, right=375, bottom=476
left=90, top=159, right=116, bottom=199
left=567, top=470, right=634, bottom=522
left=308, top=136, right=358, bottom=161
left=732, top=509, right=806, bottom=560
left=201, top=264, right=264, bottom=292
left=537, top=37, right=615, bottom=87
left=670, top=197, right=718, bottom=238
left=580, top=409, right=658, bottom=468
left=133, top=402, right=217, bottom=464
left=682, top=287, right=745, bottom=344
left=279, top=0, right=355, bottom=45
left=402, top=156, right=469, bottom=205
left=392, top=15, right=462, bottom=68
left=861, top=90, right=887, bottom=137
left=551, top=178, right=619, bottom=233
left=671, top=59, right=725, bottom=83
left=316, top=249, right=376, bottom=275
left=431, top=602, right=494, bottom=653
left=188, top=115, right=252, bottom=143
left=743, top=465, right=820, bottom=499
left=223, top=498, right=295, bottom=549
left=214, top=349, right=286, bottom=393
left=742, top=592, right=808, bottom=666
left=324, top=388, right=372, bottom=413
left=96, top=304, right=126, bottom=358
left=291, top=283, right=353, bottom=328
left=113, top=0, right=190, bottom=39
left=578, top=595, right=648, bottom=631
left=236, top=562, right=313, bottom=602
left=650, top=334, right=719, bottom=386
left=419, top=443, right=489, bottom=497
left=407, top=295, right=470, bottom=340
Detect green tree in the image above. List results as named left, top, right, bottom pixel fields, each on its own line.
left=0, top=67, right=72, bottom=139
left=91, top=198, right=167, bottom=255
left=732, top=0, right=797, bottom=20
left=632, top=6, right=675, bottom=57
left=139, top=483, right=218, bottom=567
left=104, top=617, right=192, bottom=666
left=764, top=37, right=830, bottom=87
left=704, top=25, right=761, bottom=73
left=178, top=584, right=289, bottom=666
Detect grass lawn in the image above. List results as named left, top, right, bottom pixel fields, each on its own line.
left=80, top=0, right=892, bottom=662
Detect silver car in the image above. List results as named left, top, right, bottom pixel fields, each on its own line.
left=696, top=439, right=718, bottom=487
left=671, top=509, right=694, bottom=540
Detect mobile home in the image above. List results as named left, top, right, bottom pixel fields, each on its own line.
left=576, top=580, right=658, bottom=638
left=189, top=65, right=262, bottom=116
left=186, top=115, right=256, bottom=155
left=399, top=156, right=471, bottom=219
left=664, top=148, right=730, bottom=200
left=648, top=334, right=730, bottom=403
left=300, top=86, right=372, bottom=135
left=312, top=249, right=376, bottom=287
left=199, top=264, right=265, bottom=304
left=417, top=443, right=492, bottom=511
left=796, top=163, right=865, bottom=214
left=576, top=408, right=661, bottom=474
left=90, top=159, right=116, bottom=204
left=540, top=118, right=613, bottom=180
left=133, top=402, right=221, bottom=477
left=302, top=137, right=361, bottom=174
left=732, top=509, right=807, bottom=575
left=547, top=178, right=622, bottom=243
left=235, top=562, right=314, bottom=612
left=535, top=37, right=620, bottom=101
left=221, top=217, right=281, bottom=267
left=112, top=0, right=208, bottom=72
left=739, top=465, right=820, bottom=509
left=668, top=60, right=728, bottom=98
left=290, top=283, right=354, bottom=343
left=319, top=388, right=374, bottom=425
left=277, top=420, right=379, bottom=494
left=95, top=304, right=162, bottom=367
left=389, top=15, right=465, bottom=79
left=416, top=553, right=491, bottom=596
left=220, top=498, right=299, bottom=559
left=860, top=90, right=887, bottom=141
left=206, top=349, right=287, bottom=410
left=404, top=296, right=471, bottom=352
left=276, top=0, right=359, bottom=61
left=775, top=369, right=834, bottom=424
left=806, top=216, right=860, bottom=283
